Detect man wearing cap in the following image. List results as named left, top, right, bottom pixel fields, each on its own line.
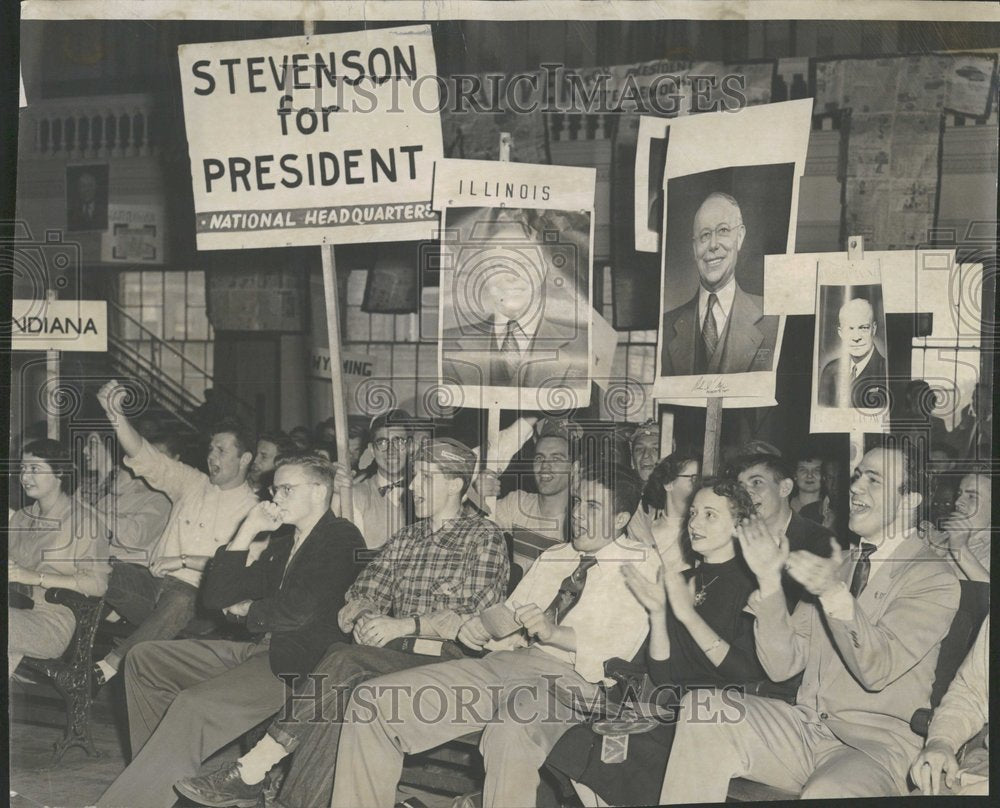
left=330, top=460, right=660, bottom=808
left=176, top=438, right=509, bottom=808
left=626, top=419, right=662, bottom=544
left=493, top=417, right=572, bottom=570
left=334, top=409, right=414, bottom=550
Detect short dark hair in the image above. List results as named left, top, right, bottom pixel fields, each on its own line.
left=578, top=460, right=643, bottom=519
left=257, top=431, right=298, bottom=460
left=641, top=450, right=701, bottom=512
left=210, top=417, right=255, bottom=458
left=731, top=453, right=793, bottom=485
left=695, top=477, right=755, bottom=523
left=274, top=453, right=337, bottom=494
left=369, top=408, right=413, bottom=436
left=22, top=438, right=73, bottom=492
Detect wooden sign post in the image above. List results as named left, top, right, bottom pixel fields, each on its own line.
left=11, top=293, right=109, bottom=440
left=846, top=234, right=867, bottom=469
left=482, top=131, right=513, bottom=517
left=44, top=290, right=59, bottom=439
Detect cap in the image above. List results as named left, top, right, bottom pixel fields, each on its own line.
left=534, top=416, right=571, bottom=442
left=629, top=418, right=660, bottom=445
left=413, top=437, right=477, bottom=480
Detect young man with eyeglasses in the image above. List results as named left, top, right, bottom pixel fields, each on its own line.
left=176, top=438, right=509, bottom=808
left=334, top=409, right=414, bottom=549
left=96, top=455, right=365, bottom=808
left=660, top=192, right=779, bottom=377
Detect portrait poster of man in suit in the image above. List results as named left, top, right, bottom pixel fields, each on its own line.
left=438, top=205, right=592, bottom=411
left=653, top=163, right=792, bottom=403
left=815, top=285, right=889, bottom=410
left=65, top=164, right=109, bottom=231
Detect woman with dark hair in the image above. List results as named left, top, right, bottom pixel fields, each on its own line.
left=8, top=439, right=110, bottom=677
left=629, top=450, right=701, bottom=564
left=545, top=477, right=768, bottom=807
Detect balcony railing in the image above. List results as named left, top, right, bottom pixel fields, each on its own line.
left=20, top=94, right=160, bottom=159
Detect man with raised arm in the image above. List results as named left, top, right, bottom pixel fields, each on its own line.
left=659, top=442, right=959, bottom=802
left=93, top=380, right=258, bottom=687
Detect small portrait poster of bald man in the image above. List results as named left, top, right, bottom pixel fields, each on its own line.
left=432, top=159, right=596, bottom=411
left=811, top=281, right=891, bottom=434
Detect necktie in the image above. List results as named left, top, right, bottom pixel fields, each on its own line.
left=544, top=555, right=598, bottom=624
left=850, top=362, right=859, bottom=381
left=501, top=320, right=524, bottom=364
left=849, top=542, right=877, bottom=597
left=378, top=479, right=404, bottom=497
left=702, top=293, right=720, bottom=357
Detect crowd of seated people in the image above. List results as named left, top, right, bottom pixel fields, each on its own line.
left=7, top=380, right=991, bottom=808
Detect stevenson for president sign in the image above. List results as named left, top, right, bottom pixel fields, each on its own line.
left=178, top=25, right=443, bottom=249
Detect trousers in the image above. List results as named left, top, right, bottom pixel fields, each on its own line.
left=96, top=638, right=289, bottom=808
left=8, top=601, right=75, bottom=677
left=268, top=642, right=462, bottom=808
left=658, top=688, right=904, bottom=804
left=331, top=647, right=598, bottom=808
left=103, top=563, right=198, bottom=667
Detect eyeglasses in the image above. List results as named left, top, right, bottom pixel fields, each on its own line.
left=693, top=223, right=741, bottom=247
left=675, top=474, right=700, bottom=480
left=268, top=482, right=321, bottom=498
left=372, top=436, right=411, bottom=452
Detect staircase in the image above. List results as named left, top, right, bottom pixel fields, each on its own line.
left=106, top=301, right=256, bottom=435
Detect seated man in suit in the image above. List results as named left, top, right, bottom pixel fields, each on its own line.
left=660, top=192, right=778, bottom=377
left=659, top=441, right=960, bottom=802
left=440, top=217, right=589, bottom=390
left=96, top=455, right=365, bottom=808
left=818, top=297, right=887, bottom=409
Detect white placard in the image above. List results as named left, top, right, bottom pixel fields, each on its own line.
left=178, top=25, right=443, bottom=249
left=11, top=300, right=108, bottom=352
left=652, top=99, right=812, bottom=407
left=433, top=159, right=596, bottom=412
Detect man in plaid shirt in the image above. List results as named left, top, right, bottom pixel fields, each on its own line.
left=176, top=437, right=509, bottom=808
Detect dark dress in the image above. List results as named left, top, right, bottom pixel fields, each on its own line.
left=545, top=556, right=766, bottom=807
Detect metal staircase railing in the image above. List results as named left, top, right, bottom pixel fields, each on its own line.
left=106, top=301, right=256, bottom=430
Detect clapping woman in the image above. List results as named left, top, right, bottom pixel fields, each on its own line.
left=545, top=478, right=767, bottom=807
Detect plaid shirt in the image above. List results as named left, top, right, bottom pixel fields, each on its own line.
left=343, top=514, right=509, bottom=639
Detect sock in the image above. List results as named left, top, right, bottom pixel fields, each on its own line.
left=236, top=734, right=288, bottom=785
left=96, top=659, right=118, bottom=681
